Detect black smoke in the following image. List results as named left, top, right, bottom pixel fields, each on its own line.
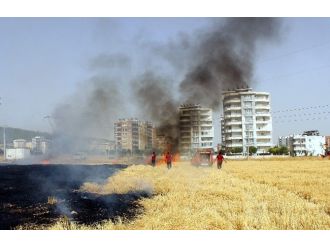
left=52, top=18, right=281, bottom=154
left=134, top=18, right=281, bottom=151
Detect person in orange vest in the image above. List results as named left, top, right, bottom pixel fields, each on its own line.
left=151, top=151, right=156, bottom=167
left=215, top=152, right=225, bottom=169
left=165, top=152, right=172, bottom=169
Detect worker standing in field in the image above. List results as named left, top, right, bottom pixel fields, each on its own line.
left=151, top=151, right=156, bottom=167
left=165, top=152, right=172, bottom=169
left=215, top=152, right=224, bottom=169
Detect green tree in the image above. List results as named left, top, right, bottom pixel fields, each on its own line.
left=249, top=146, right=257, bottom=155
left=279, top=146, right=289, bottom=155
left=231, top=147, right=243, bottom=153
left=269, top=146, right=289, bottom=155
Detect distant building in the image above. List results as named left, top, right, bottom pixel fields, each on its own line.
left=179, top=104, right=214, bottom=154
left=13, top=139, right=26, bottom=148
left=279, top=131, right=325, bottom=156
left=325, top=136, right=330, bottom=151
left=32, top=136, right=49, bottom=154
left=221, top=88, right=272, bottom=154
left=88, top=139, right=115, bottom=155
left=6, top=148, right=31, bottom=160
left=114, top=118, right=154, bottom=153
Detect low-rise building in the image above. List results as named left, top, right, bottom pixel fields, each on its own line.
left=325, top=136, right=330, bottom=151
left=32, top=136, right=49, bottom=154
left=6, top=148, right=31, bottom=160
left=279, top=131, right=325, bottom=156
left=13, top=139, right=26, bottom=148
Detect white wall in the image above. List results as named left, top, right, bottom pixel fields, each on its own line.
left=6, top=148, right=31, bottom=160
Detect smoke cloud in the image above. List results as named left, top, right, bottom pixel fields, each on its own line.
left=180, top=18, right=281, bottom=108
left=52, top=18, right=281, bottom=154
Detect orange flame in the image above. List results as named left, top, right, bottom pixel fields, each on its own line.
left=41, top=160, right=50, bottom=165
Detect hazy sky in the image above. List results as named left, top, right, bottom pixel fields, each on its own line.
left=0, top=18, right=330, bottom=144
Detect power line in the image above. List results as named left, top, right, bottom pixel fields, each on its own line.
left=273, top=116, right=329, bottom=124
left=260, top=40, right=330, bottom=63
left=271, top=104, right=330, bottom=113
left=273, top=111, right=330, bottom=119
left=260, top=63, right=330, bottom=81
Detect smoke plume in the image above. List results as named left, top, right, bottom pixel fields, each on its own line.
left=180, top=18, right=280, bottom=108
left=52, top=18, right=281, bottom=154
left=134, top=18, right=281, bottom=151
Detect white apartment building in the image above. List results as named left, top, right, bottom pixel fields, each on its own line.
left=279, top=132, right=325, bottom=156
left=179, top=104, right=214, bottom=154
left=221, top=88, right=272, bottom=154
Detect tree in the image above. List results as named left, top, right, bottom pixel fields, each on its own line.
left=279, top=146, right=289, bottom=155
left=269, top=146, right=289, bottom=155
left=231, top=147, right=243, bottom=154
left=249, top=146, right=257, bottom=155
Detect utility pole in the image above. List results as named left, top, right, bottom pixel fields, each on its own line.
left=3, top=126, right=6, bottom=160
left=0, top=97, right=5, bottom=160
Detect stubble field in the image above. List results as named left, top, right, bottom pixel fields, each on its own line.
left=49, top=158, right=330, bottom=230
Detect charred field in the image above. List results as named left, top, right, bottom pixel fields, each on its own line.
left=0, top=164, right=150, bottom=230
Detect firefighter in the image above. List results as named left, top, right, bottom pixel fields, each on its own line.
left=215, top=152, right=225, bottom=169
left=165, top=152, right=172, bottom=169
left=151, top=151, right=156, bottom=167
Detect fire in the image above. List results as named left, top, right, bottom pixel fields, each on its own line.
left=155, top=152, right=180, bottom=166
left=41, top=160, right=50, bottom=165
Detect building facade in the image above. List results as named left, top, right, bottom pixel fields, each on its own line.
left=179, top=104, right=214, bottom=154
left=114, top=118, right=154, bottom=152
left=221, top=88, right=272, bottom=154
left=13, top=139, right=27, bottom=148
left=31, top=136, right=49, bottom=154
left=279, top=131, right=325, bottom=156
left=325, top=136, right=330, bottom=151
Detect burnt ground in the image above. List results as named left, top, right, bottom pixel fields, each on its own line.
left=0, top=164, right=150, bottom=230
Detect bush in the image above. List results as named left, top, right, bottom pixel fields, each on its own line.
left=269, top=146, right=289, bottom=155
left=249, top=146, right=257, bottom=155
left=230, top=147, right=243, bottom=154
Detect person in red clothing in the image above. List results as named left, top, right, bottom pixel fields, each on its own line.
left=151, top=151, right=156, bottom=167
left=165, top=152, right=172, bottom=169
left=215, top=152, right=224, bottom=169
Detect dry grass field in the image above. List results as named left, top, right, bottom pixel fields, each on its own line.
left=48, top=158, right=330, bottom=230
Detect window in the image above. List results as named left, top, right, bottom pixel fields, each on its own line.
left=244, top=102, right=252, bottom=107
left=245, top=109, right=252, bottom=114
left=245, top=116, right=253, bottom=122
left=245, top=124, right=253, bottom=130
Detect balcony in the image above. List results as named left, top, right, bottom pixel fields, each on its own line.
left=255, top=104, right=270, bottom=110
left=256, top=142, right=273, bottom=147
left=225, top=143, right=243, bottom=148
left=226, top=136, right=243, bottom=140
left=255, top=97, right=269, bottom=102
left=224, top=114, right=242, bottom=119
left=224, top=106, right=242, bottom=112
left=255, top=112, right=271, bottom=116
left=224, top=98, right=241, bottom=104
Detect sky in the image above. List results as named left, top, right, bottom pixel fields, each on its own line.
left=0, top=18, right=330, bottom=144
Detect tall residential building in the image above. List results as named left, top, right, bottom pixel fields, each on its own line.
left=114, top=118, right=154, bottom=152
left=221, top=88, right=272, bottom=154
left=179, top=104, right=214, bottom=154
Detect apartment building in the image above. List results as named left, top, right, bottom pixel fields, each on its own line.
left=279, top=131, right=325, bottom=156
left=221, top=88, right=272, bottom=154
left=179, top=104, right=214, bottom=154
left=114, top=118, right=154, bottom=152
